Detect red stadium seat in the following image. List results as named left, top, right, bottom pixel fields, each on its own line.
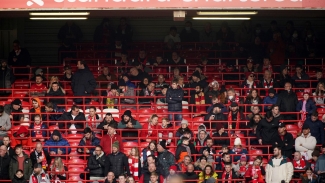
left=67, top=134, right=83, bottom=139
left=68, top=158, right=86, bottom=165
left=317, top=108, right=325, bottom=114
left=123, top=141, right=138, bottom=155
left=249, top=149, right=263, bottom=161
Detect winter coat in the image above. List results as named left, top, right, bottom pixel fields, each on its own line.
left=198, top=172, right=218, bottom=183
left=104, top=152, right=130, bottom=177
left=315, top=154, right=325, bottom=173
left=182, top=171, right=199, bottom=183
left=97, top=119, right=118, bottom=130
left=204, top=112, right=226, bottom=129
left=175, top=144, right=196, bottom=162
left=59, top=111, right=86, bottom=130
left=295, top=133, right=317, bottom=159
left=29, top=123, right=48, bottom=138
left=9, top=153, right=33, bottom=180
left=45, top=104, right=65, bottom=125
left=276, top=90, right=298, bottom=113
left=29, top=169, right=50, bottom=183
left=304, top=118, right=325, bottom=145
left=4, top=104, right=23, bottom=122
left=46, top=87, right=65, bottom=105
left=0, top=112, right=11, bottom=136
left=0, top=66, right=15, bottom=94
left=0, top=153, right=10, bottom=180
left=263, top=96, right=278, bottom=112
left=265, top=156, right=293, bottom=183
left=12, top=175, right=27, bottom=183
left=272, top=132, right=295, bottom=159
left=8, top=48, right=31, bottom=66
left=166, top=87, right=183, bottom=112
left=256, top=118, right=279, bottom=144
left=212, top=132, right=229, bottom=146
left=231, top=148, right=249, bottom=162
left=157, top=150, right=176, bottom=178
left=88, top=152, right=106, bottom=177
left=29, top=150, right=51, bottom=168
left=296, top=99, right=316, bottom=116
left=292, top=73, right=310, bottom=88
left=71, top=66, right=96, bottom=103
left=44, top=131, right=71, bottom=154
left=139, top=171, right=164, bottom=183
left=77, top=133, right=101, bottom=154
left=118, top=118, right=142, bottom=138
left=100, top=133, right=123, bottom=155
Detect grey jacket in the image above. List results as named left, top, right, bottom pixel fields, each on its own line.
left=0, top=112, right=11, bottom=136
left=29, top=169, right=50, bottom=183
left=315, top=154, right=325, bottom=173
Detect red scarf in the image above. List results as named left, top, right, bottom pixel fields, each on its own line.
left=222, top=170, right=232, bottom=183
left=128, top=156, right=139, bottom=180
left=145, top=88, right=154, bottom=96
left=263, top=79, right=273, bottom=95
left=32, top=173, right=46, bottom=183
left=243, top=81, right=257, bottom=95
left=262, top=64, right=273, bottom=73
left=228, top=111, right=240, bottom=130
left=88, top=115, right=96, bottom=129
left=228, top=96, right=240, bottom=105
left=36, top=150, right=48, bottom=170
left=293, top=158, right=306, bottom=169
left=195, top=92, right=205, bottom=113
left=251, top=166, right=264, bottom=183
left=34, top=124, right=42, bottom=138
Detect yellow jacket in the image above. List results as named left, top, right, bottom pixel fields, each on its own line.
left=198, top=172, right=218, bottom=183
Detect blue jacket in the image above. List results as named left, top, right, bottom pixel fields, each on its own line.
left=231, top=148, right=249, bottom=162
left=315, top=154, right=325, bottom=173
left=263, top=96, right=278, bottom=111
left=29, top=123, right=49, bottom=138
left=44, top=131, right=71, bottom=154
left=304, top=118, right=325, bottom=145
left=77, top=133, right=100, bottom=154
left=296, top=99, right=316, bottom=115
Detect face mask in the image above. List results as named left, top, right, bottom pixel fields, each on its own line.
left=185, top=27, right=191, bottom=31
left=292, top=34, right=298, bottom=38
left=229, top=96, right=234, bottom=100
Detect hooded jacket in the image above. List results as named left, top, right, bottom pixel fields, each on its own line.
left=265, top=156, right=293, bottom=183
left=303, top=118, right=325, bottom=145
left=29, top=97, right=46, bottom=121
left=78, top=132, right=100, bottom=154
left=71, top=65, right=97, bottom=103
left=9, top=153, right=33, bottom=179
left=88, top=151, right=106, bottom=177
left=44, top=130, right=71, bottom=154
left=295, top=133, right=317, bottom=159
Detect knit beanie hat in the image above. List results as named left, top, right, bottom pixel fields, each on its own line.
left=11, top=99, right=22, bottom=106
left=123, top=110, right=132, bottom=118
left=112, top=141, right=119, bottom=149
left=169, top=165, right=177, bottom=172
left=159, top=140, right=167, bottom=150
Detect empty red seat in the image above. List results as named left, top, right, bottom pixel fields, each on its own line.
left=248, top=149, right=263, bottom=161
left=123, top=141, right=138, bottom=155
left=68, top=158, right=86, bottom=165
left=317, top=108, right=325, bottom=114
left=67, top=134, right=83, bottom=139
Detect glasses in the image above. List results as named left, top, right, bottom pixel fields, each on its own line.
left=249, top=75, right=255, bottom=78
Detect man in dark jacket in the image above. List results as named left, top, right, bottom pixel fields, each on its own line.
left=8, top=40, right=31, bottom=67
left=97, top=113, right=118, bottom=130
left=276, top=82, right=298, bottom=120
left=212, top=123, right=230, bottom=146
left=1, top=136, right=14, bottom=157
left=0, top=145, right=10, bottom=180
left=44, top=102, right=65, bottom=126
left=166, top=79, right=184, bottom=123
left=138, top=82, right=156, bottom=104
left=256, top=111, right=279, bottom=153
left=273, top=122, right=294, bottom=159
left=0, top=60, right=15, bottom=95
left=77, top=127, right=100, bottom=155
left=59, top=105, right=86, bottom=130
left=117, top=110, right=142, bottom=141
left=88, top=145, right=106, bottom=180
left=181, top=163, right=198, bottom=183
left=44, top=130, right=71, bottom=155
left=71, top=60, right=96, bottom=104
left=139, top=162, right=164, bottom=183
left=4, top=99, right=24, bottom=122
left=304, top=111, right=325, bottom=145
left=157, top=140, right=175, bottom=178
left=9, top=144, right=33, bottom=179
left=226, top=102, right=246, bottom=130
left=30, top=142, right=51, bottom=170
left=104, top=141, right=130, bottom=177
left=204, top=103, right=226, bottom=129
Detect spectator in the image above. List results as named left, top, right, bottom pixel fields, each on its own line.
left=142, top=154, right=158, bottom=174
left=259, top=70, right=277, bottom=96
left=87, top=145, right=106, bottom=180
left=304, top=111, right=324, bottom=145
left=44, top=130, right=71, bottom=155
left=233, top=154, right=249, bottom=179
left=85, top=106, right=102, bottom=129
left=248, top=114, right=262, bottom=129
left=231, top=138, right=249, bottom=162
left=29, top=114, right=48, bottom=141
left=273, top=122, right=295, bottom=159
left=116, top=17, right=133, bottom=44
left=276, top=82, right=298, bottom=120
left=200, top=22, right=216, bottom=46
left=30, top=142, right=51, bottom=170
left=29, top=97, right=46, bottom=121
left=175, top=120, right=193, bottom=138
left=260, top=56, right=273, bottom=73
left=315, top=144, right=325, bottom=175
left=296, top=92, right=317, bottom=118
left=158, top=117, right=173, bottom=144
left=256, top=111, right=279, bottom=152
left=12, top=126, right=29, bottom=146
left=310, top=150, right=320, bottom=171
left=242, top=72, right=259, bottom=96
left=9, top=144, right=33, bottom=179
left=235, top=20, right=252, bottom=45
left=267, top=31, right=286, bottom=65
left=133, top=50, right=152, bottom=73
left=293, top=152, right=309, bottom=170
left=313, top=69, right=325, bottom=88
left=0, top=60, right=15, bottom=95
left=216, top=21, right=235, bottom=42
left=30, top=68, right=46, bottom=81
left=199, top=138, right=215, bottom=155
left=8, top=40, right=31, bottom=67
left=29, top=163, right=50, bottom=183
left=300, top=167, right=317, bottom=183
left=227, top=102, right=245, bottom=131
left=295, top=124, right=317, bottom=160
left=116, top=51, right=131, bottom=74
left=180, top=21, right=199, bottom=43
left=140, top=114, right=159, bottom=142
left=0, top=145, right=10, bottom=180
left=190, top=85, right=206, bottom=116
left=178, top=155, right=192, bottom=172
left=221, top=162, right=238, bottom=182
left=104, top=141, right=130, bottom=177
left=241, top=58, right=258, bottom=73
left=46, top=82, right=65, bottom=106
left=118, top=110, right=142, bottom=141
left=155, top=75, right=168, bottom=95
left=198, top=165, right=217, bottom=183
left=100, top=124, right=123, bottom=155
left=205, top=81, right=220, bottom=103
left=204, top=103, right=226, bottom=129
left=118, top=174, right=128, bottom=183
left=12, top=169, right=27, bottom=183
left=271, top=104, right=283, bottom=121
left=44, top=102, right=64, bottom=125
left=245, top=156, right=265, bottom=183
left=128, top=67, right=151, bottom=84
left=215, top=151, right=233, bottom=171
left=118, top=79, right=135, bottom=104
left=59, top=105, right=86, bottom=131
left=104, top=172, right=116, bottom=183
left=175, top=136, right=196, bottom=163
left=139, top=163, right=164, bottom=183
left=30, top=75, right=47, bottom=97
left=292, top=64, right=310, bottom=88
left=77, top=127, right=100, bottom=155
left=181, top=164, right=198, bottom=183
left=166, top=79, right=183, bottom=123
left=71, top=60, right=96, bottom=104
left=313, top=82, right=325, bottom=107
left=275, top=65, right=292, bottom=89
left=57, top=21, right=83, bottom=43
left=61, top=65, right=73, bottom=82
left=97, top=113, right=118, bottom=130
left=164, top=26, right=180, bottom=43
left=170, top=52, right=186, bottom=73
left=265, top=146, right=293, bottom=183
left=194, top=155, right=212, bottom=171
left=138, top=82, right=155, bottom=104
left=2, top=136, right=14, bottom=157
left=93, top=18, right=115, bottom=45
left=212, top=123, right=229, bottom=146
left=105, top=83, right=119, bottom=109
left=206, top=95, right=227, bottom=114
left=49, top=157, right=67, bottom=182
left=263, top=88, right=278, bottom=112
left=128, top=147, right=140, bottom=181
left=157, top=140, right=175, bottom=178
left=188, top=71, right=208, bottom=93
left=0, top=105, right=11, bottom=141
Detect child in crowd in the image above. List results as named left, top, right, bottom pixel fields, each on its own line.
left=128, top=147, right=140, bottom=181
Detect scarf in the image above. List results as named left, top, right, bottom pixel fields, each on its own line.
left=145, top=88, right=154, bottom=96
left=251, top=166, right=263, bottom=183
left=35, top=151, right=47, bottom=170
left=228, top=96, right=240, bottom=105
left=32, top=173, right=46, bottom=183
left=263, top=79, right=273, bottom=95
left=183, top=144, right=192, bottom=157
left=128, top=156, right=139, bottom=180
left=222, top=170, right=232, bottom=183
left=293, top=158, right=306, bottom=169
left=195, top=92, right=205, bottom=113
left=34, top=124, right=42, bottom=137
left=51, top=164, right=66, bottom=180
left=147, top=123, right=157, bottom=137
left=228, top=111, right=240, bottom=130
left=262, top=64, right=272, bottom=73
left=87, top=115, right=97, bottom=129
left=244, top=81, right=257, bottom=95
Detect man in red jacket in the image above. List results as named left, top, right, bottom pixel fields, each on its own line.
left=100, top=124, right=123, bottom=155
